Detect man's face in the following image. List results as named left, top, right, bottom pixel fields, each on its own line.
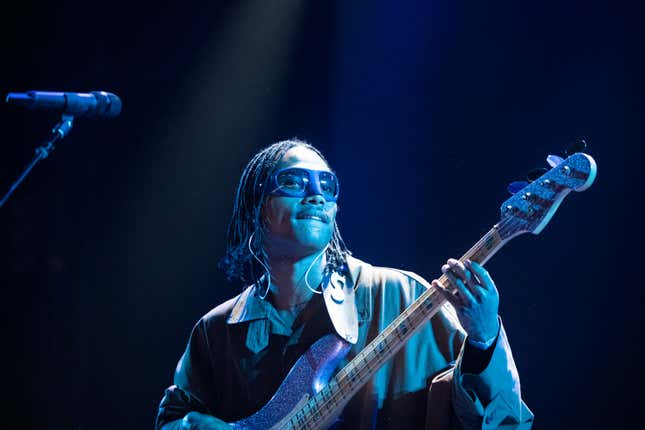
left=261, top=146, right=338, bottom=259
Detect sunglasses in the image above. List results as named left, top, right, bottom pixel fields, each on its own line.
left=266, top=167, right=340, bottom=202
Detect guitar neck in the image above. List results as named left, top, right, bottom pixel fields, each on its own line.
left=287, top=224, right=510, bottom=429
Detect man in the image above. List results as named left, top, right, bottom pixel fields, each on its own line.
left=155, top=139, right=533, bottom=429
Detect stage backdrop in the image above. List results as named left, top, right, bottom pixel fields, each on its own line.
left=1, top=1, right=641, bottom=429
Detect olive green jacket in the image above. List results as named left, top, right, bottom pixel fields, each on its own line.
left=156, top=256, right=533, bottom=429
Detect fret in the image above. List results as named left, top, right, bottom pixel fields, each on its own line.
left=421, top=294, right=435, bottom=313
left=369, top=342, right=382, bottom=358
left=319, top=388, right=328, bottom=403
left=290, top=411, right=306, bottom=430
left=326, top=384, right=341, bottom=407
left=302, top=402, right=312, bottom=420
left=321, top=390, right=335, bottom=411
left=331, top=383, right=345, bottom=403
left=309, top=393, right=321, bottom=415
left=361, top=351, right=373, bottom=371
left=363, top=348, right=375, bottom=363
left=334, top=369, right=351, bottom=393
left=463, top=227, right=504, bottom=265
left=347, top=367, right=357, bottom=383
left=307, top=406, right=319, bottom=424
left=397, top=319, right=409, bottom=335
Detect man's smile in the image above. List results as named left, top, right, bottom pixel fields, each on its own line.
left=296, top=210, right=330, bottom=223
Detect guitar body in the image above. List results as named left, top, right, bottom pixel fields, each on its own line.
left=230, top=334, right=352, bottom=430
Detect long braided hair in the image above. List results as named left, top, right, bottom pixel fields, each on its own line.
left=218, top=139, right=351, bottom=292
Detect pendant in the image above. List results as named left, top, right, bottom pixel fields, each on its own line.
left=330, top=272, right=346, bottom=303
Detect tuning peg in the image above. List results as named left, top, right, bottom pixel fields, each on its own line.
left=507, top=180, right=529, bottom=195
left=547, top=154, right=564, bottom=168
left=527, top=167, right=548, bottom=183
left=564, top=139, right=587, bottom=156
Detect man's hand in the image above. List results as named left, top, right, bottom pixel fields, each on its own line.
left=432, top=258, right=500, bottom=344
left=179, top=412, right=232, bottom=430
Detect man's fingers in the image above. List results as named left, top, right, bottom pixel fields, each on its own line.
left=465, top=260, right=496, bottom=291
left=440, top=268, right=476, bottom=307
left=432, top=280, right=462, bottom=308
left=447, top=258, right=481, bottom=293
left=446, top=259, right=471, bottom=283
left=444, top=261, right=481, bottom=302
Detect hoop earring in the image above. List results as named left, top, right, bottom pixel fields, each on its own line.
left=248, top=231, right=271, bottom=299
left=303, top=244, right=329, bottom=295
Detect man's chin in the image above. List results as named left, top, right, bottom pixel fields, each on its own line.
left=265, top=240, right=329, bottom=259
left=297, top=234, right=332, bottom=252
left=264, top=229, right=332, bottom=258
left=293, top=240, right=329, bottom=256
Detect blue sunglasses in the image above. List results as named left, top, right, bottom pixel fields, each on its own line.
left=266, top=167, right=340, bottom=202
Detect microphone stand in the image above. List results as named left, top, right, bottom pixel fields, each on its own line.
left=0, top=114, right=74, bottom=208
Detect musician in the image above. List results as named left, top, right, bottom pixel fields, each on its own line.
left=155, top=139, right=533, bottom=429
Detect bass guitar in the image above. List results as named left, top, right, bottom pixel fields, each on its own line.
left=231, top=150, right=597, bottom=430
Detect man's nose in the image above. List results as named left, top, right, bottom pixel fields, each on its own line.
left=304, top=193, right=325, bottom=205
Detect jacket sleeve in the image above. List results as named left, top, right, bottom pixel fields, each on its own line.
left=382, top=266, right=532, bottom=429
left=156, top=319, right=219, bottom=430
left=450, top=320, right=534, bottom=429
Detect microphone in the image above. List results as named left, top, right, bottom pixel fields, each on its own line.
left=5, top=90, right=122, bottom=118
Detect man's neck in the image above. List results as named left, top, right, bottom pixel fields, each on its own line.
left=267, top=249, right=327, bottom=310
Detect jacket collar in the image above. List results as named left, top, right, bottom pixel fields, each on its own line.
left=226, top=284, right=270, bottom=324
left=226, top=255, right=366, bottom=326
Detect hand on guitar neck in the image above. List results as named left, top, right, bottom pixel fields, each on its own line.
left=432, top=258, right=501, bottom=348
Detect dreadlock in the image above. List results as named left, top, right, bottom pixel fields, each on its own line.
left=218, top=138, right=351, bottom=291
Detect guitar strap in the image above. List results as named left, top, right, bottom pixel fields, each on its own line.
left=321, top=269, right=359, bottom=344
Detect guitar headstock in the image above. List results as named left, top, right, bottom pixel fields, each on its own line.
left=497, top=152, right=597, bottom=241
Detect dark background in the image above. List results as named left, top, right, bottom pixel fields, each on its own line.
left=1, top=1, right=642, bottom=428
